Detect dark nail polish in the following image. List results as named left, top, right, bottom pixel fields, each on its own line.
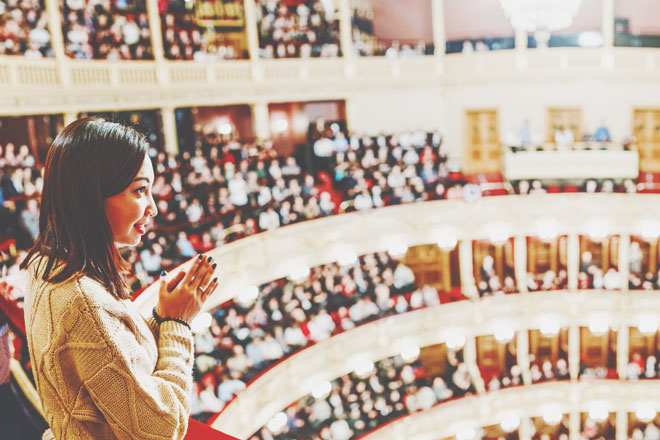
left=160, top=270, right=167, bottom=277
left=212, top=263, right=217, bottom=269
left=198, top=254, right=203, bottom=260
left=207, top=256, right=213, bottom=262
left=212, top=277, right=218, bottom=283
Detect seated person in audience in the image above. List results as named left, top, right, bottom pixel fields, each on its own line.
left=645, top=355, right=658, bottom=379
left=627, top=353, right=644, bottom=380
left=594, top=121, right=611, bottom=143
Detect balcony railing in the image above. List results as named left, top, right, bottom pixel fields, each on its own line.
left=2, top=47, right=660, bottom=114
left=210, top=290, right=660, bottom=437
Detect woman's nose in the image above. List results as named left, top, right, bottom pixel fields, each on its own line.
left=147, top=195, right=158, bottom=217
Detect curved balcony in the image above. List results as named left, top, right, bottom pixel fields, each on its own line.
left=210, top=290, right=660, bottom=437
left=359, top=380, right=660, bottom=440
left=134, top=193, right=660, bottom=315
left=3, top=47, right=660, bottom=115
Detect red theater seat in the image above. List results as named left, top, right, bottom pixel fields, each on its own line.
left=185, top=418, right=239, bottom=440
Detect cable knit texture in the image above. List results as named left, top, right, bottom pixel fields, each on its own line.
left=24, top=257, right=194, bottom=440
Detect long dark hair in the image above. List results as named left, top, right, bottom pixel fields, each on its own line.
left=21, top=117, right=149, bottom=299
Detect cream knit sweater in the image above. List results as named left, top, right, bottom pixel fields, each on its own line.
left=24, top=258, right=194, bottom=440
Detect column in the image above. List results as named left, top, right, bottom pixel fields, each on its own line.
left=618, top=235, right=630, bottom=293
left=431, top=0, right=445, bottom=56
left=145, top=0, right=164, bottom=61
left=441, top=250, right=452, bottom=292
left=252, top=102, right=270, bottom=141
left=567, top=234, right=580, bottom=291
left=338, top=0, right=354, bottom=58
left=464, top=335, right=485, bottom=393
left=568, top=325, right=580, bottom=380
left=459, top=240, right=477, bottom=298
left=244, top=0, right=261, bottom=60
left=160, top=107, right=179, bottom=155
left=515, top=29, right=527, bottom=51
left=616, top=411, right=628, bottom=440
left=514, top=236, right=528, bottom=293
left=517, top=330, right=532, bottom=385
left=602, top=0, right=615, bottom=49
left=616, top=326, right=629, bottom=380
left=519, top=418, right=533, bottom=440
left=44, top=0, right=66, bottom=60
left=63, top=112, right=78, bottom=126
left=344, top=97, right=357, bottom=132
left=569, top=411, right=581, bottom=440
left=44, top=0, right=69, bottom=85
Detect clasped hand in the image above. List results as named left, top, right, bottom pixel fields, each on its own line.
left=156, top=255, right=219, bottom=323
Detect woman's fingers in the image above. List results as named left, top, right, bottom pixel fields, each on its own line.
left=182, top=254, right=205, bottom=287
left=167, top=271, right=186, bottom=292
left=158, top=277, right=168, bottom=297
left=202, top=277, right=219, bottom=301
left=194, top=264, right=216, bottom=293
left=190, top=261, right=215, bottom=291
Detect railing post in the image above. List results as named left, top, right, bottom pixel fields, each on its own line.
left=252, top=101, right=270, bottom=141
left=618, top=234, right=630, bottom=293
left=514, top=29, right=529, bottom=70
left=616, top=411, right=628, bottom=440
left=338, top=0, right=353, bottom=58
left=517, top=329, right=532, bottom=385
left=514, top=236, right=528, bottom=293
left=568, top=325, right=580, bottom=380
left=244, top=0, right=261, bottom=60
left=160, top=106, right=179, bottom=155
left=616, top=326, right=629, bottom=380
left=569, top=409, right=581, bottom=440
left=519, top=417, right=533, bottom=440
left=432, top=0, right=445, bottom=56
left=567, top=234, right=579, bottom=291
left=465, top=335, right=485, bottom=393
left=44, top=0, right=69, bottom=86
left=459, top=239, right=477, bottom=299
left=145, top=0, right=170, bottom=87
left=145, top=0, right=164, bottom=61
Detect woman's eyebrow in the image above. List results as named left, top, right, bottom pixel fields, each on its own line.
left=133, top=177, right=150, bottom=184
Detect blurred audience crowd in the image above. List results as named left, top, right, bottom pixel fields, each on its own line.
left=160, top=10, right=244, bottom=61
left=2, top=122, right=660, bottom=437
left=0, top=0, right=52, bottom=57
left=61, top=0, right=153, bottom=60
left=0, top=122, right=653, bottom=291
left=248, top=350, right=472, bottom=440
left=188, top=251, right=449, bottom=420
left=256, top=0, right=340, bottom=58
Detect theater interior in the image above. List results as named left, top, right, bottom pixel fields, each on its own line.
left=3, top=0, right=660, bottom=439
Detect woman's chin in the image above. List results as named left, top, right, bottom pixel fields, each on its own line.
left=115, top=235, right=142, bottom=248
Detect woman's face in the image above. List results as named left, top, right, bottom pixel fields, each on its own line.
left=104, top=156, right=157, bottom=247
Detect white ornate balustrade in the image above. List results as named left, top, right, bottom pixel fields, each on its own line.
left=210, top=290, right=660, bottom=438
left=2, top=47, right=660, bottom=115
left=361, top=381, right=660, bottom=440
left=135, top=193, right=660, bottom=314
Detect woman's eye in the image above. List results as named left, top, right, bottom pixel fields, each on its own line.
left=135, top=186, right=147, bottom=195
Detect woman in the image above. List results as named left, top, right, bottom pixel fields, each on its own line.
left=21, top=117, right=218, bottom=439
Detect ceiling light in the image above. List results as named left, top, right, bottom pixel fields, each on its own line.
left=499, top=0, right=583, bottom=48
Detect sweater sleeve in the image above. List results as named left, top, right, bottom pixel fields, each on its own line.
left=145, top=314, right=160, bottom=338
left=69, top=293, right=194, bottom=440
